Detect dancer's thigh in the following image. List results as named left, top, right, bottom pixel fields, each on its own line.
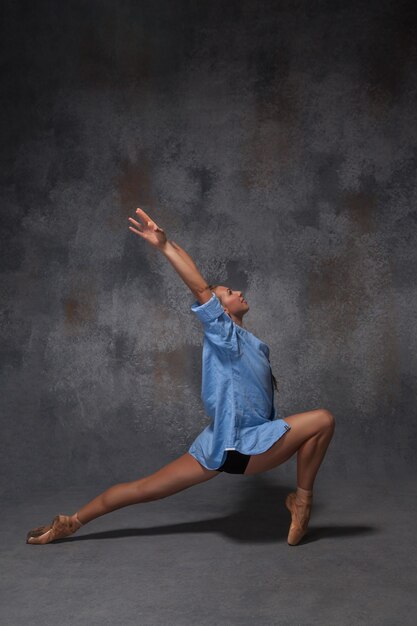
left=244, top=408, right=329, bottom=476
left=138, top=452, right=221, bottom=501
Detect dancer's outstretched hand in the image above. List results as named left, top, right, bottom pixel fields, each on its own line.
left=128, top=207, right=167, bottom=249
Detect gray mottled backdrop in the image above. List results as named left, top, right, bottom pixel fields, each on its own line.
left=1, top=0, right=416, bottom=498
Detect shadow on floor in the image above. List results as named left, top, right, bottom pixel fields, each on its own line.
left=47, top=481, right=377, bottom=546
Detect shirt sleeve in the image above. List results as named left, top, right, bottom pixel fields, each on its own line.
left=191, top=292, right=239, bottom=354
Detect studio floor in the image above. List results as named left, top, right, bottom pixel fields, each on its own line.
left=1, top=471, right=415, bottom=626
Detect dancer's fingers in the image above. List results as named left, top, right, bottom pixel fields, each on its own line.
left=135, top=207, right=153, bottom=225
left=128, top=217, right=143, bottom=230
left=128, top=226, right=146, bottom=237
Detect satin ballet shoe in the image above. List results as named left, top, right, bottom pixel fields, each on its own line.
left=285, top=492, right=312, bottom=546
left=26, top=514, right=82, bottom=545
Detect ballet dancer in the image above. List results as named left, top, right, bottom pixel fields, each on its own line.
left=26, top=207, right=335, bottom=546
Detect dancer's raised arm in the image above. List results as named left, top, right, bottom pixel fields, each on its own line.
left=128, top=207, right=212, bottom=304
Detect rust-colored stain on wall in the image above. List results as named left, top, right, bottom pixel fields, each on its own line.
left=377, top=290, right=401, bottom=406
left=343, top=190, right=376, bottom=233
left=307, top=244, right=367, bottom=334
left=239, top=90, right=299, bottom=190
left=306, top=228, right=401, bottom=398
left=150, top=347, right=189, bottom=407
left=63, top=287, right=97, bottom=327
left=109, top=156, right=157, bottom=231
left=307, top=190, right=378, bottom=331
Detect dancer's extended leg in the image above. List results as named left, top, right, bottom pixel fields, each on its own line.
left=26, top=453, right=220, bottom=544
left=243, top=408, right=335, bottom=545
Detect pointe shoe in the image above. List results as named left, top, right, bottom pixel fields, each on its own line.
left=285, top=492, right=312, bottom=546
left=26, top=514, right=82, bottom=545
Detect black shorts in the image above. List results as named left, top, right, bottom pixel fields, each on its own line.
left=216, top=449, right=251, bottom=474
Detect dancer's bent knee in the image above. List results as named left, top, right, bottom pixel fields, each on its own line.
left=243, top=408, right=335, bottom=476
left=318, top=408, right=336, bottom=434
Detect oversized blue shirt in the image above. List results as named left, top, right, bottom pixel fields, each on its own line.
left=188, top=292, right=291, bottom=470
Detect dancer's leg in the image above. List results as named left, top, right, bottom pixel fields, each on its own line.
left=75, top=452, right=220, bottom=524
left=243, top=408, right=335, bottom=481
left=27, top=453, right=220, bottom=544
left=243, top=408, right=335, bottom=545
left=296, top=417, right=335, bottom=490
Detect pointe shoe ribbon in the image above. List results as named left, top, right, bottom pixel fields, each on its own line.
left=26, top=514, right=82, bottom=545
left=285, top=492, right=312, bottom=546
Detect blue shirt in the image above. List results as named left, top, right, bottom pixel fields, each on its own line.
left=188, top=292, right=291, bottom=470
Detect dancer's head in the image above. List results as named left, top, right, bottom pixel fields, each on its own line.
left=208, top=284, right=249, bottom=324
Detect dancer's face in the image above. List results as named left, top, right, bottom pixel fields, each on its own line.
left=213, top=286, right=249, bottom=318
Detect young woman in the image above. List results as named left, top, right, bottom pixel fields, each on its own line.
left=26, top=208, right=335, bottom=547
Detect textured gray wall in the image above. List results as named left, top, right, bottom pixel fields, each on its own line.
left=1, top=0, right=416, bottom=497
